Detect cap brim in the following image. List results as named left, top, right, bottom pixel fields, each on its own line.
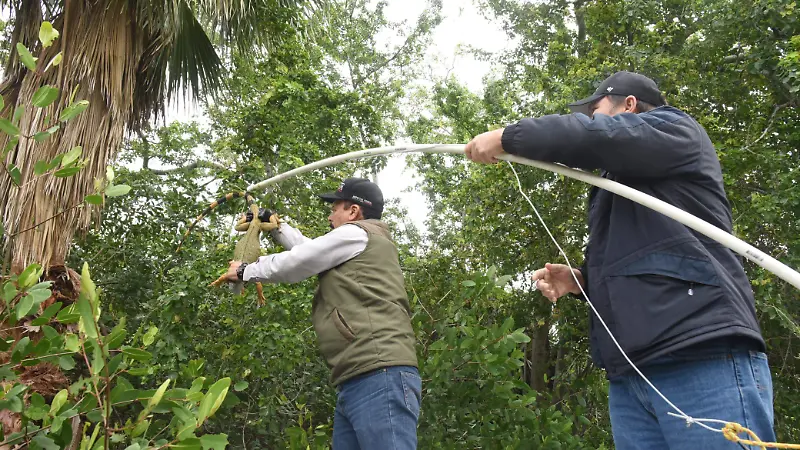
left=318, top=192, right=344, bottom=203
left=567, top=93, right=606, bottom=116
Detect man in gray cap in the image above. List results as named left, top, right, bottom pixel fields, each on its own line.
left=219, top=177, right=420, bottom=449
left=464, top=71, right=775, bottom=449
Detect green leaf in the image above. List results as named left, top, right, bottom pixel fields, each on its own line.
left=16, top=43, right=37, bottom=71
left=147, top=379, right=171, bottom=410
left=0, top=118, right=20, bottom=137
left=11, top=337, right=30, bottom=362
left=233, top=381, right=249, bottom=392
left=142, top=326, right=158, bottom=346
left=104, top=324, right=127, bottom=350
left=171, top=438, right=202, bottom=449
left=91, top=342, right=105, bottom=375
left=54, top=166, right=81, bottom=177
left=128, top=367, right=152, bottom=376
left=31, top=435, right=59, bottom=450
left=50, top=389, right=68, bottom=415
left=34, top=160, right=49, bottom=175
left=86, top=409, right=103, bottom=422
left=105, top=184, right=132, bottom=197
left=36, top=301, right=62, bottom=321
left=27, top=288, right=52, bottom=306
left=64, top=333, right=79, bottom=352
left=199, top=434, right=229, bottom=450
left=38, top=21, right=59, bottom=48
left=77, top=262, right=98, bottom=338
left=12, top=105, right=24, bottom=125
left=496, top=275, right=513, bottom=286
left=61, top=146, right=82, bottom=167
left=508, top=329, right=531, bottom=344
left=77, top=294, right=97, bottom=339
left=188, top=377, right=206, bottom=396
left=84, top=194, right=103, bottom=205
left=16, top=294, right=34, bottom=319
left=8, top=165, right=21, bottom=186
left=32, top=85, right=59, bottom=108
left=461, top=280, right=476, bottom=287
left=18, top=263, right=43, bottom=289
left=197, top=378, right=231, bottom=424
left=2, top=282, right=17, bottom=304
left=58, top=100, right=89, bottom=122
left=34, top=125, right=59, bottom=143
left=47, top=154, right=64, bottom=170
left=56, top=304, right=80, bottom=324
left=44, top=52, right=62, bottom=72
left=58, top=355, right=76, bottom=370
left=51, top=415, right=64, bottom=433
left=107, top=353, right=124, bottom=374
left=121, top=347, right=152, bottom=361
left=131, top=419, right=149, bottom=438
left=106, top=166, right=115, bottom=183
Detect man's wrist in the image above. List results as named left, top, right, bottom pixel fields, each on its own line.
left=236, top=262, right=248, bottom=281
left=569, top=269, right=585, bottom=295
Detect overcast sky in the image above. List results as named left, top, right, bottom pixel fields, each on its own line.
left=369, top=0, right=511, bottom=233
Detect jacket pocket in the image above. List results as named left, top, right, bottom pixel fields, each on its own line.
left=605, top=252, right=724, bottom=354
left=333, top=308, right=356, bottom=342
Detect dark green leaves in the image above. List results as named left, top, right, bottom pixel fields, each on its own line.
left=16, top=43, right=36, bottom=71
left=32, top=86, right=59, bottom=108
left=58, top=100, right=89, bottom=122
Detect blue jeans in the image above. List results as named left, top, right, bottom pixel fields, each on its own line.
left=332, top=366, right=422, bottom=450
left=609, top=345, right=775, bottom=449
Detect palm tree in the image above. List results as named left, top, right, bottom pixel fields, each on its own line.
left=0, top=1, right=319, bottom=442
left=0, top=0, right=318, bottom=275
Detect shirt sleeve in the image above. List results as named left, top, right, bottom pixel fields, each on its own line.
left=243, top=224, right=368, bottom=284
left=269, top=222, right=312, bottom=250
left=500, top=107, right=703, bottom=178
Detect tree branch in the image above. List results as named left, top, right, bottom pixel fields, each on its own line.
left=145, top=160, right=230, bottom=175
left=11, top=202, right=84, bottom=237
left=741, top=103, right=787, bottom=153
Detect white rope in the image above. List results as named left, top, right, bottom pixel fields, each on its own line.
left=507, top=161, right=733, bottom=435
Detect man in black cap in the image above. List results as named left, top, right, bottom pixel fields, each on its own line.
left=219, top=177, right=421, bottom=449
left=464, top=71, right=775, bottom=449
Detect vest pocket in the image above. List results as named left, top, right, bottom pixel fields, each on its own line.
left=333, top=308, right=356, bottom=342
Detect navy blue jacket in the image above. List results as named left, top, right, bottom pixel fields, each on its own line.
left=501, top=106, right=765, bottom=378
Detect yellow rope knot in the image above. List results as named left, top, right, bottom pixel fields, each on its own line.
left=722, top=422, right=800, bottom=449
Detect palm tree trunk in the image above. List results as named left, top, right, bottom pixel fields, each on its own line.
left=1, top=0, right=143, bottom=273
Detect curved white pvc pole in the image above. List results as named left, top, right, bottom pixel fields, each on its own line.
left=247, top=144, right=800, bottom=290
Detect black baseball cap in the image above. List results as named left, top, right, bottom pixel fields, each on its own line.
left=319, top=177, right=384, bottom=216
left=567, top=71, right=665, bottom=116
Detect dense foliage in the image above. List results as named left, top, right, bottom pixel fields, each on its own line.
left=1, top=0, right=798, bottom=448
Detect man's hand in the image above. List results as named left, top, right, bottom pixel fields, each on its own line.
left=532, top=263, right=585, bottom=303
left=464, top=128, right=506, bottom=164
left=211, top=260, right=243, bottom=286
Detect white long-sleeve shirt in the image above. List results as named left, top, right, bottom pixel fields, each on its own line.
left=242, top=222, right=369, bottom=284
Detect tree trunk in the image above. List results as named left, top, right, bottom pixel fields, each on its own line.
left=0, top=0, right=144, bottom=273
left=526, top=318, right=551, bottom=392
